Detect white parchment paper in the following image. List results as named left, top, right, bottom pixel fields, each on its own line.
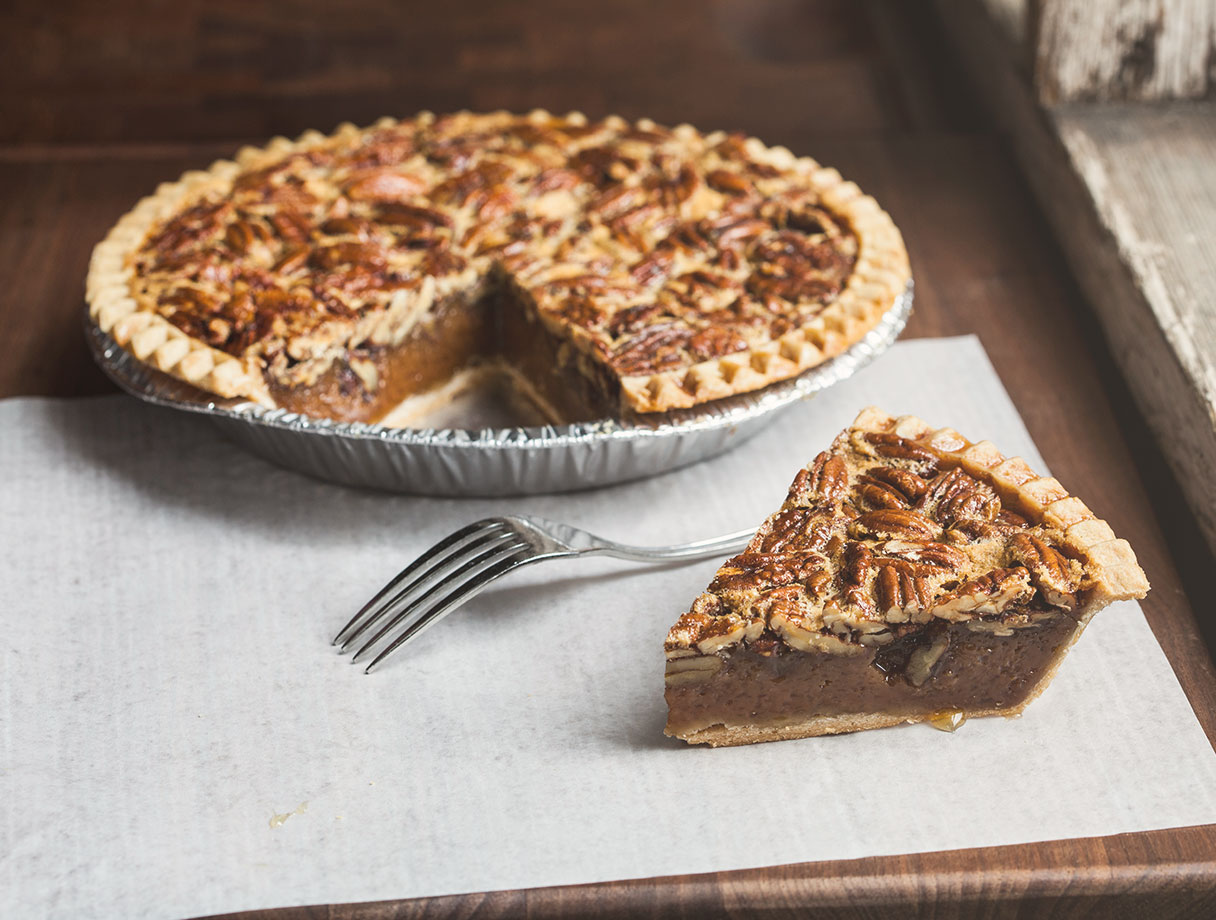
left=4, top=336, right=1216, bottom=920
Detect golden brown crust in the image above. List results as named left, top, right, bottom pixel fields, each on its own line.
left=86, top=111, right=910, bottom=418
left=666, top=406, right=1149, bottom=660
left=678, top=706, right=1023, bottom=748
left=850, top=406, right=1149, bottom=604
left=87, top=163, right=274, bottom=405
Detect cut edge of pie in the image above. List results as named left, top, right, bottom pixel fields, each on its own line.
left=85, top=110, right=910, bottom=424
left=663, top=406, right=1149, bottom=747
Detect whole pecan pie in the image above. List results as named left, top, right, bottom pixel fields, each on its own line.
left=664, top=407, right=1150, bottom=746
left=86, top=110, right=909, bottom=424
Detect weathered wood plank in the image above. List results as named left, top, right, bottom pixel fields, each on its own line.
left=981, top=0, right=1029, bottom=49
left=936, top=0, right=1216, bottom=560
left=1053, top=105, right=1216, bottom=388
left=1050, top=104, right=1216, bottom=550
left=1031, top=0, right=1215, bottom=102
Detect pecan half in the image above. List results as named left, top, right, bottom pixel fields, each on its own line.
left=944, top=518, right=1024, bottom=544
left=266, top=181, right=317, bottom=214
left=877, top=540, right=967, bottom=571
left=843, top=541, right=873, bottom=587
left=147, top=201, right=232, bottom=255
left=158, top=286, right=218, bottom=316
left=838, top=541, right=877, bottom=616
left=319, top=216, right=375, bottom=239
left=345, top=170, right=427, bottom=203
left=571, top=145, right=640, bottom=184
left=1008, top=534, right=1079, bottom=608
left=709, top=552, right=823, bottom=595
left=432, top=160, right=513, bottom=206
left=714, top=217, right=770, bottom=246
left=609, top=323, right=692, bottom=375
left=851, top=509, right=941, bottom=541
left=688, top=325, right=747, bottom=361
left=350, top=129, right=415, bottom=167
left=939, top=487, right=999, bottom=524
left=864, top=466, right=929, bottom=501
left=629, top=252, right=674, bottom=287
left=904, top=631, right=950, bottom=687
left=658, top=163, right=699, bottom=206
left=224, top=219, right=270, bottom=255
left=745, top=231, right=850, bottom=302
left=754, top=509, right=833, bottom=554
left=377, top=203, right=453, bottom=229
left=419, top=247, right=468, bottom=277
left=931, top=568, right=1034, bottom=619
left=269, top=210, right=311, bottom=244
left=746, top=636, right=785, bottom=657
left=591, top=186, right=646, bottom=220
left=552, top=295, right=607, bottom=330
left=786, top=468, right=812, bottom=504
left=785, top=452, right=849, bottom=506
left=706, top=169, right=752, bottom=196
left=606, top=302, right=665, bottom=337
left=310, top=242, right=386, bottom=272
left=613, top=203, right=662, bottom=232
left=533, top=167, right=581, bottom=193
left=272, top=247, right=309, bottom=274
left=864, top=432, right=938, bottom=466
left=876, top=563, right=935, bottom=623
left=919, top=467, right=1000, bottom=525
left=477, top=189, right=516, bottom=221
left=808, top=452, right=849, bottom=504
left=857, top=477, right=909, bottom=510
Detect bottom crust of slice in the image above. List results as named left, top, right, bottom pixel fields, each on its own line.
left=665, top=606, right=1098, bottom=747
left=673, top=708, right=1026, bottom=747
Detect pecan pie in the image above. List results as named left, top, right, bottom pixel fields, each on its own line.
left=664, top=407, right=1149, bottom=746
left=86, top=110, right=909, bottom=424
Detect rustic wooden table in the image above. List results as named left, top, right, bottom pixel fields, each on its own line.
left=4, top=2, right=1215, bottom=916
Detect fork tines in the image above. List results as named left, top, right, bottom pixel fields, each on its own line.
left=333, top=518, right=532, bottom=672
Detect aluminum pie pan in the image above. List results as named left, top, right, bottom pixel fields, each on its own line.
left=86, top=281, right=912, bottom=495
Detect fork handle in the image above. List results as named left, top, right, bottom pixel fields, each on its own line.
left=589, top=528, right=754, bottom=563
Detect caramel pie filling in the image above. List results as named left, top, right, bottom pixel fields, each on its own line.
left=665, top=610, right=1079, bottom=741
left=263, top=278, right=619, bottom=424
left=265, top=286, right=493, bottom=422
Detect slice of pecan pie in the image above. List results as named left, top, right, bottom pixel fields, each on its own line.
left=86, top=110, right=908, bottom=424
left=664, top=407, right=1149, bottom=746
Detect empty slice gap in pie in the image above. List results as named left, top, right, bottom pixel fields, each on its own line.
left=86, top=110, right=910, bottom=425
left=664, top=407, right=1150, bottom=747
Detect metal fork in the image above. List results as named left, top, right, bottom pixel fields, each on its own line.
left=333, top=515, right=754, bottom=672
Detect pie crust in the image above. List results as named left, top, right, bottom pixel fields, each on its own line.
left=86, top=111, right=910, bottom=423
left=664, top=407, right=1150, bottom=746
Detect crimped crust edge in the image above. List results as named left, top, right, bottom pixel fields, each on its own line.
left=850, top=405, right=1150, bottom=605
left=85, top=112, right=912, bottom=418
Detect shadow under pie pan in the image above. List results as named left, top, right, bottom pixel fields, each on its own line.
left=85, top=281, right=912, bottom=496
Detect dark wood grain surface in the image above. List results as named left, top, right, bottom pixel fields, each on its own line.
left=4, top=2, right=1215, bottom=917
